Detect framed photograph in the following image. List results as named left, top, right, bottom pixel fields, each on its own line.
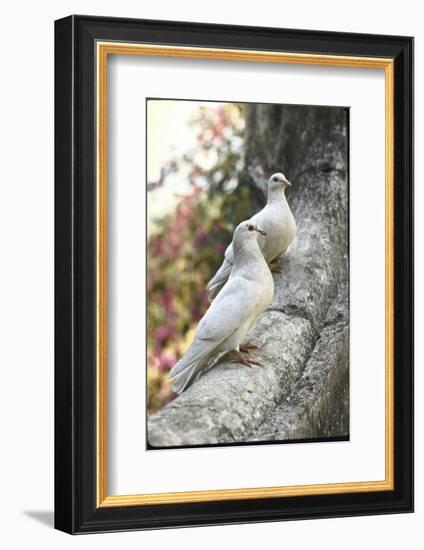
left=145, top=97, right=351, bottom=450
left=55, top=15, right=413, bottom=534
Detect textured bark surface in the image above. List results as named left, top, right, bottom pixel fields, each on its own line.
left=148, top=105, right=349, bottom=448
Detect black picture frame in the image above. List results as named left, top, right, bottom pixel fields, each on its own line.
left=55, top=15, right=413, bottom=534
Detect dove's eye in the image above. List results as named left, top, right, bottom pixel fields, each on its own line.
left=247, top=225, right=254, bottom=231
left=273, top=176, right=279, bottom=182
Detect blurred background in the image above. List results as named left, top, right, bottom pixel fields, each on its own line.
left=147, top=100, right=259, bottom=414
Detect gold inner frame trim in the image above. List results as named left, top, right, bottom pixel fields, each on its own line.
left=96, top=42, right=395, bottom=508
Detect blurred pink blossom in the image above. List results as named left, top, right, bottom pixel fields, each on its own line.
left=155, top=325, right=173, bottom=343
left=214, top=242, right=226, bottom=255
left=194, top=229, right=208, bottom=248
left=158, top=352, right=176, bottom=371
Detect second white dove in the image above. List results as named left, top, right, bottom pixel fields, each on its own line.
left=207, top=172, right=296, bottom=299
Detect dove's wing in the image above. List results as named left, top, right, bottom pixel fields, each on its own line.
left=197, top=275, right=260, bottom=343
left=206, top=243, right=234, bottom=299
left=170, top=275, right=260, bottom=393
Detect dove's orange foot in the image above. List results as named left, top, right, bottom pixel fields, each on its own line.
left=230, top=351, right=262, bottom=368
left=240, top=343, right=259, bottom=354
left=269, top=262, right=282, bottom=273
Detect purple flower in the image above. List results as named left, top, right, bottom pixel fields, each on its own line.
left=158, top=352, right=176, bottom=371
left=214, top=242, right=225, bottom=255
left=194, top=230, right=208, bottom=248
left=155, top=325, right=172, bottom=343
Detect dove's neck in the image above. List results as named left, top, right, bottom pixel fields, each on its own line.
left=232, top=238, right=265, bottom=273
left=267, top=187, right=287, bottom=206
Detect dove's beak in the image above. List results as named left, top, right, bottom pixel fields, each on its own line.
left=255, top=227, right=267, bottom=236
left=285, top=179, right=292, bottom=187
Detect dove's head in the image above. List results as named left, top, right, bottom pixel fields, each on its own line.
left=268, top=172, right=292, bottom=194
left=234, top=221, right=267, bottom=244
left=232, top=221, right=266, bottom=264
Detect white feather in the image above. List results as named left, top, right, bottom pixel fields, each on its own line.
left=169, top=222, right=274, bottom=394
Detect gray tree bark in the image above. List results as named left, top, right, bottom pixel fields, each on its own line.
left=148, top=105, right=349, bottom=447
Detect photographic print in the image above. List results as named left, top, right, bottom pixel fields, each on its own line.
left=146, top=98, right=349, bottom=449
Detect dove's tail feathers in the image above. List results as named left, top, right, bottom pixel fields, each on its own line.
left=170, top=360, right=203, bottom=394
left=169, top=341, right=212, bottom=394
left=207, top=260, right=232, bottom=301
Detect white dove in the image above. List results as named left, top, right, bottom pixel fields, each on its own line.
left=207, top=172, right=296, bottom=300
left=169, top=220, right=274, bottom=394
